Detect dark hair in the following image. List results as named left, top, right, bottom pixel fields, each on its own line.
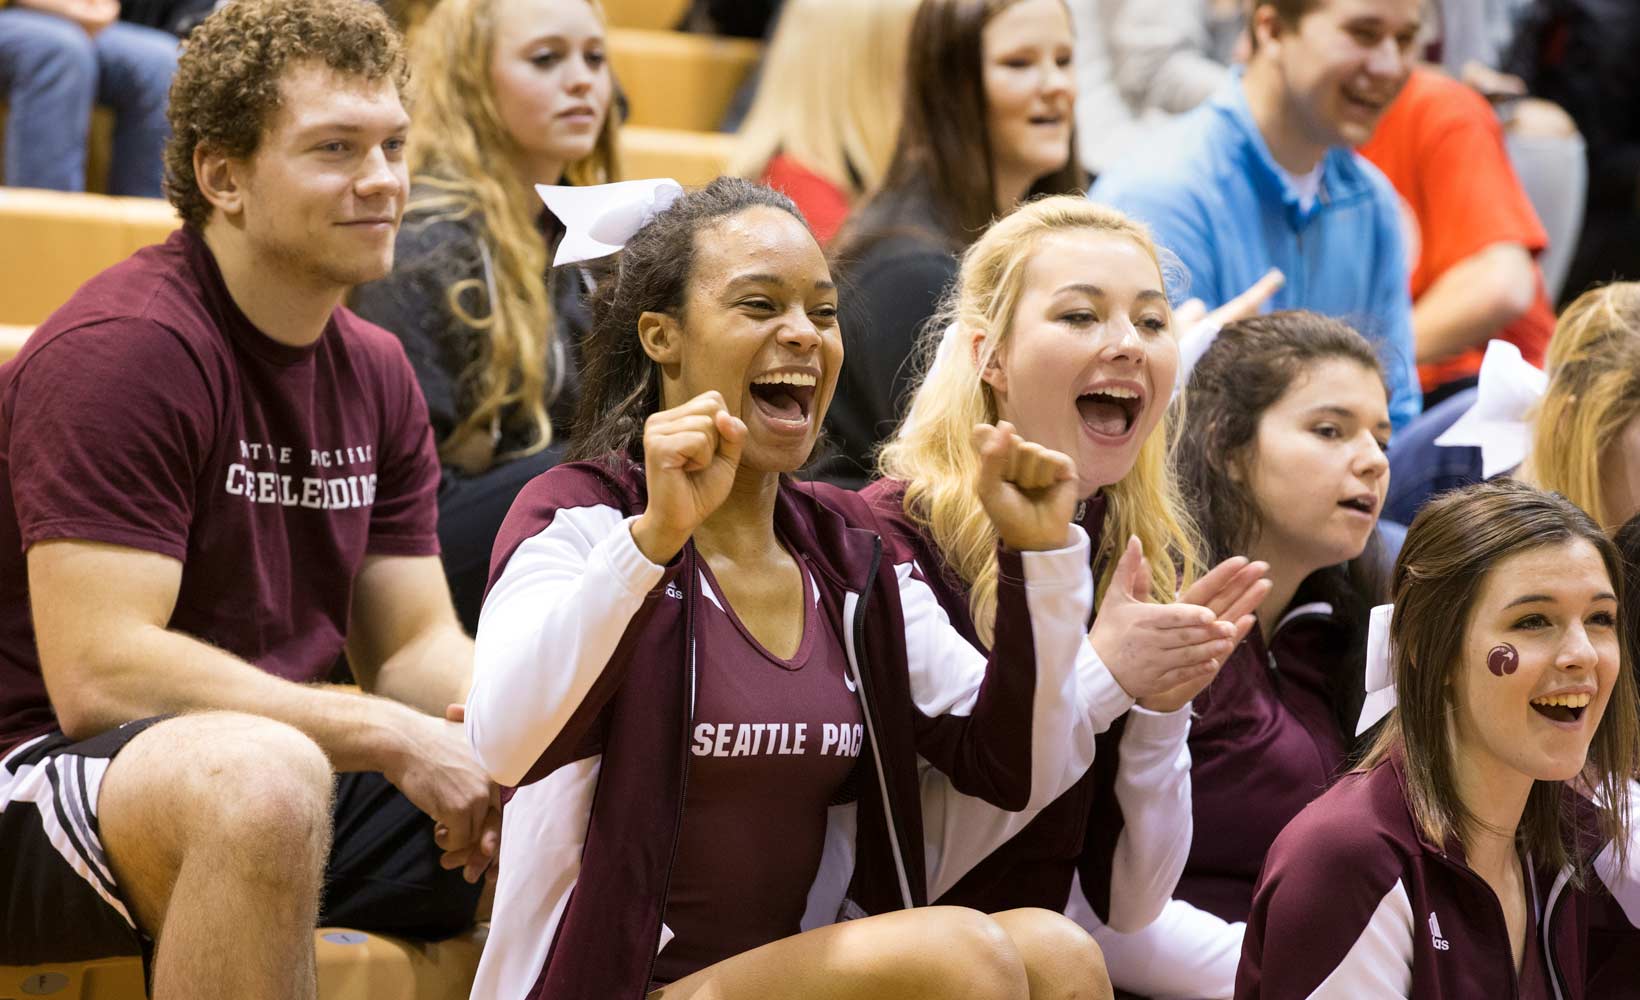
left=1245, top=0, right=1324, bottom=53
left=831, top=0, right=1085, bottom=262
left=1613, top=512, right=1640, bottom=711
left=1363, top=481, right=1638, bottom=880
left=1178, top=311, right=1391, bottom=733
left=568, top=177, right=810, bottom=462
left=165, top=0, right=410, bottom=229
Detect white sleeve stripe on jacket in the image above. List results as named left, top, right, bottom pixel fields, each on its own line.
left=917, top=524, right=1148, bottom=897
left=1306, top=878, right=1415, bottom=998
left=1105, top=702, right=1193, bottom=932
left=1593, top=779, right=1640, bottom=926
left=1086, top=896, right=1244, bottom=1000
left=467, top=504, right=664, bottom=786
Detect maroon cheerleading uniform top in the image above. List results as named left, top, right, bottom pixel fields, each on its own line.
left=1182, top=608, right=1352, bottom=922
left=649, top=548, right=864, bottom=984
left=0, top=228, right=441, bottom=755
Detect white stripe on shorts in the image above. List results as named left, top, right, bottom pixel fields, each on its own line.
left=1, top=737, right=135, bottom=929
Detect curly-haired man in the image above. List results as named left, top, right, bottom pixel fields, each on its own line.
left=0, top=0, right=494, bottom=993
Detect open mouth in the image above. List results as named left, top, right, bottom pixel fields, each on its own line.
left=749, top=371, right=818, bottom=427
left=1530, top=692, right=1592, bottom=724
left=1338, top=496, right=1376, bottom=516
left=1341, top=87, right=1389, bottom=117
left=1076, top=386, right=1141, bottom=439
left=1028, top=113, right=1066, bottom=127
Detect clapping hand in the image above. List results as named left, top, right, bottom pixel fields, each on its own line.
left=1089, top=539, right=1267, bottom=713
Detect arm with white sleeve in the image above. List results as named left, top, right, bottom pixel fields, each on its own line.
left=465, top=481, right=673, bottom=787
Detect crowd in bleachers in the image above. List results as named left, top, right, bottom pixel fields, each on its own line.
left=2, top=0, right=1640, bottom=998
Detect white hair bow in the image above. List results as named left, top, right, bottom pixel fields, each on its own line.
left=536, top=178, right=686, bottom=267
left=1356, top=603, right=1397, bottom=736
left=1433, top=339, right=1548, bottom=478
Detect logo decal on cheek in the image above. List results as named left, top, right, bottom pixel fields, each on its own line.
left=1487, top=643, right=1519, bottom=677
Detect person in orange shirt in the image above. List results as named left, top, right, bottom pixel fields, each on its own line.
left=1359, top=66, right=1556, bottom=406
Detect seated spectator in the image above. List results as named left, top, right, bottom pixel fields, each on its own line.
left=1359, top=65, right=1555, bottom=408
left=351, top=0, right=619, bottom=632
left=1099, top=313, right=1392, bottom=999
left=727, top=0, right=919, bottom=243
left=1068, top=0, right=1230, bottom=174
left=464, top=176, right=1112, bottom=997
left=819, top=0, right=1084, bottom=488
left=1385, top=282, right=1640, bottom=530
left=1092, top=0, right=1424, bottom=429
left=1239, top=480, right=1640, bottom=998
left=870, top=196, right=1268, bottom=935
left=0, top=0, right=493, bottom=988
left=0, top=0, right=177, bottom=195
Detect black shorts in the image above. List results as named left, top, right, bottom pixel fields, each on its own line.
left=1, top=719, right=483, bottom=965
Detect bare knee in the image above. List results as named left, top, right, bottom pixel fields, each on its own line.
left=100, top=712, right=334, bottom=933
left=910, top=907, right=1030, bottom=998
left=992, top=908, right=1111, bottom=1000
left=105, top=714, right=332, bottom=872
left=191, top=715, right=333, bottom=869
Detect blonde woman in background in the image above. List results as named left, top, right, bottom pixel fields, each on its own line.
left=1387, top=282, right=1640, bottom=536
left=727, top=0, right=919, bottom=243
left=352, top=0, right=620, bottom=631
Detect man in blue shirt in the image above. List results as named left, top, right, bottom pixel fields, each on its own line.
left=1093, top=0, right=1424, bottom=428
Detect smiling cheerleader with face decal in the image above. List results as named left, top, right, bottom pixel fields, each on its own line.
left=1238, top=480, right=1640, bottom=999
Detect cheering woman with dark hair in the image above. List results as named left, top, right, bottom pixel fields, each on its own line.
left=818, top=0, right=1086, bottom=487
left=1239, top=480, right=1640, bottom=998
left=1098, top=312, right=1394, bottom=998
left=464, top=177, right=1116, bottom=998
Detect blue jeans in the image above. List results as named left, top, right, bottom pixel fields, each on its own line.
left=0, top=8, right=178, bottom=196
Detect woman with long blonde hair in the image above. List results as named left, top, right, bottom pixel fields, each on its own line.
left=352, top=0, right=620, bottom=630
left=1387, top=282, right=1640, bottom=535
left=1520, top=282, right=1640, bottom=531
left=865, top=196, right=1268, bottom=962
left=727, top=0, right=919, bottom=243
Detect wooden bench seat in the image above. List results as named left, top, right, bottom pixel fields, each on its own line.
left=608, top=27, right=760, bottom=132
left=0, top=925, right=487, bottom=1000
left=0, top=188, right=178, bottom=327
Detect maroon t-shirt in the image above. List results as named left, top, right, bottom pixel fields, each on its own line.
left=0, top=228, right=441, bottom=755
left=650, top=551, right=863, bottom=984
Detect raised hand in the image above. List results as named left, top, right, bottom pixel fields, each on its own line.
left=1173, top=270, right=1286, bottom=339
left=630, top=391, right=749, bottom=564
left=1089, top=537, right=1240, bottom=712
left=972, top=422, right=1078, bottom=552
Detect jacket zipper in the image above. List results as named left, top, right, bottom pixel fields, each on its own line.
left=641, top=552, right=698, bottom=995
left=1431, top=852, right=1537, bottom=998
left=842, top=538, right=914, bottom=908
left=1540, top=867, right=1572, bottom=1000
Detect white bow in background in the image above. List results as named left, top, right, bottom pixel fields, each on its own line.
left=1433, top=339, right=1548, bottom=478
left=537, top=178, right=685, bottom=266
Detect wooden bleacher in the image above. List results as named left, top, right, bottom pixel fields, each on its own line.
left=0, top=188, right=179, bottom=327
left=0, top=925, right=487, bottom=999
left=601, top=0, right=692, bottom=31
left=608, top=27, right=760, bottom=132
